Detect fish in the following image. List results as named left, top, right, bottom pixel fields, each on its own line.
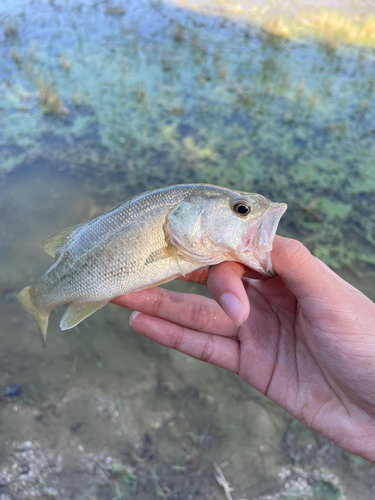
left=17, top=184, right=287, bottom=346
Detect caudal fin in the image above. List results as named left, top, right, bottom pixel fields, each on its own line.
left=17, top=286, right=50, bottom=347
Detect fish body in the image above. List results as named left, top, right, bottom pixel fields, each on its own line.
left=17, top=184, right=287, bottom=345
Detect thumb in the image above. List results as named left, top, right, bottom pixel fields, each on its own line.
left=271, top=236, right=349, bottom=305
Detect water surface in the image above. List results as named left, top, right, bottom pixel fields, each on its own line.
left=0, top=0, right=375, bottom=498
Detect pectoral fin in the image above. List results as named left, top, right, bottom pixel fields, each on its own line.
left=60, top=301, right=107, bottom=330
left=43, top=224, right=83, bottom=258
left=169, top=244, right=186, bottom=277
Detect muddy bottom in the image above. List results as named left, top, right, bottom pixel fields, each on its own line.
left=0, top=162, right=374, bottom=500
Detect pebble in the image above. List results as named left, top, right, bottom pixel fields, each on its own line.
left=19, top=441, right=32, bottom=452
left=1, top=384, right=21, bottom=398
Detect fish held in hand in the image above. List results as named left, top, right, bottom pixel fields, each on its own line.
left=17, top=184, right=287, bottom=345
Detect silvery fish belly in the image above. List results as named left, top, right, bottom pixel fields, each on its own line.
left=17, top=184, right=287, bottom=345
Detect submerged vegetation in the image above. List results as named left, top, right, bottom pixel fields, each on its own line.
left=1, top=0, right=374, bottom=279
left=36, top=78, right=69, bottom=116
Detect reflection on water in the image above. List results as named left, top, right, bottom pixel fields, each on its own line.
left=0, top=0, right=375, bottom=498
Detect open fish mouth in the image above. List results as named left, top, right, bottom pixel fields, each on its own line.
left=239, top=202, right=287, bottom=275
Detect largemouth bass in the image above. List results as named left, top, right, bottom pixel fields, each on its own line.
left=17, top=184, right=287, bottom=345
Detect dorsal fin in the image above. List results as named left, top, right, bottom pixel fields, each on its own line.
left=42, top=224, right=83, bottom=258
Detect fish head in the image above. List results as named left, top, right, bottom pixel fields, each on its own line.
left=167, top=189, right=287, bottom=275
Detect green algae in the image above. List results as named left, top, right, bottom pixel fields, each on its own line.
left=0, top=0, right=374, bottom=282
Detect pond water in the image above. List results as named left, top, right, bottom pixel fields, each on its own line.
left=0, top=0, right=375, bottom=498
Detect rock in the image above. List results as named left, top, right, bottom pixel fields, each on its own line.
left=0, top=494, right=13, bottom=500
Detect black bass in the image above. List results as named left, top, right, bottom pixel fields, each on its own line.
left=17, top=184, right=287, bottom=345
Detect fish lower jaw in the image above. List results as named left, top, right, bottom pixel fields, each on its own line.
left=237, top=250, right=273, bottom=276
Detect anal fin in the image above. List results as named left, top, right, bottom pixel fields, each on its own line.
left=60, top=301, right=107, bottom=330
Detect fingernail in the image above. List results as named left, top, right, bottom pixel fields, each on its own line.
left=220, top=293, right=245, bottom=326
left=129, top=311, right=139, bottom=326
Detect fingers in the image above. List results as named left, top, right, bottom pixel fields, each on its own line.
left=207, top=261, right=251, bottom=326
left=112, top=259, right=254, bottom=332
left=178, top=267, right=209, bottom=285
left=179, top=265, right=265, bottom=286
left=130, top=311, right=240, bottom=374
left=111, top=287, right=238, bottom=337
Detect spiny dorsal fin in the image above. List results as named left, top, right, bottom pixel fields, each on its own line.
left=60, top=301, right=107, bottom=330
left=42, top=224, right=83, bottom=258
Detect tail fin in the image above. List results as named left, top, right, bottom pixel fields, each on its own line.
left=17, top=286, right=49, bottom=347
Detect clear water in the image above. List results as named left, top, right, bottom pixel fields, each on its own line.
left=0, top=0, right=375, bottom=498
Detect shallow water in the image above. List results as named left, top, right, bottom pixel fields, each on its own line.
left=0, top=0, right=375, bottom=498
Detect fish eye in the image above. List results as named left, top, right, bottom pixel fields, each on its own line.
left=232, top=198, right=252, bottom=217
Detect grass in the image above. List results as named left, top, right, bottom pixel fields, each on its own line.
left=173, top=1, right=375, bottom=48
left=257, top=10, right=375, bottom=49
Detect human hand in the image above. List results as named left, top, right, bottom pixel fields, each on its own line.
left=111, top=236, right=375, bottom=463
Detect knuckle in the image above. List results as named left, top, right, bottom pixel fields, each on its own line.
left=169, top=323, right=184, bottom=351
left=150, top=288, right=166, bottom=316
left=190, top=299, right=210, bottom=331
left=195, top=268, right=208, bottom=284
left=281, top=238, right=312, bottom=268
left=200, top=334, right=215, bottom=363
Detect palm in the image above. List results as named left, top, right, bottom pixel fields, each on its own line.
left=235, top=273, right=375, bottom=458
left=237, top=276, right=340, bottom=428
left=112, top=238, right=375, bottom=462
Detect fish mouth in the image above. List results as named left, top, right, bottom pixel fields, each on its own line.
left=239, top=202, right=287, bottom=276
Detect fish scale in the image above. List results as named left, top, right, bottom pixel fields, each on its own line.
left=17, top=184, right=287, bottom=346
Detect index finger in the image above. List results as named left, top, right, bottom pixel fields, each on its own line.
left=111, top=287, right=238, bottom=337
